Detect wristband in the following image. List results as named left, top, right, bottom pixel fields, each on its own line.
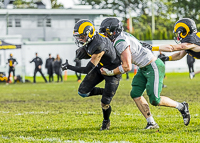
left=118, top=65, right=125, bottom=74
left=152, top=46, right=159, bottom=51
left=168, top=56, right=172, bottom=61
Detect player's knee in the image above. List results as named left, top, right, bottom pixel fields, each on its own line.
left=150, top=99, right=160, bottom=106
left=78, top=91, right=90, bottom=98
left=130, top=90, right=140, bottom=99
left=101, top=103, right=110, bottom=110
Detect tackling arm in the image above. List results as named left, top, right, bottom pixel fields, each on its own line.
left=100, top=46, right=132, bottom=76
left=159, top=50, right=187, bottom=61
left=170, top=50, right=187, bottom=61
left=153, top=43, right=199, bottom=52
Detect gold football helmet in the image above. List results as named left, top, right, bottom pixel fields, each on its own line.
left=73, top=19, right=95, bottom=47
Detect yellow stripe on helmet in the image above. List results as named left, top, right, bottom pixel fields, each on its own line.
left=78, top=22, right=95, bottom=38
left=174, top=22, right=190, bottom=38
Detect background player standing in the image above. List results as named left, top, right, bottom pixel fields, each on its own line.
left=6, top=53, right=18, bottom=84
left=45, top=54, right=54, bottom=82
left=30, top=53, right=47, bottom=83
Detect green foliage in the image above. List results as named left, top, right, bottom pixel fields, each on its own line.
left=50, top=0, right=63, bottom=9
left=0, top=73, right=200, bottom=142
left=168, top=31, right=174, bottom=40
left=13, top=0, right=35, bottom=9
left=13, top=0, right=63, bottom=9
left=163, top=28, right=168, bottom=40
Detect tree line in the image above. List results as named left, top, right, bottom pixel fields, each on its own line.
left=11, top=0, right=200, bottom=40
left=79, top=0, right=200, bottom=40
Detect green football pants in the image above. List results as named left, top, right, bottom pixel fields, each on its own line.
left=130, top=58, right=165, bottom=106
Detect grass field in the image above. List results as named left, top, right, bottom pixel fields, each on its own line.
left=0, top=72, right=200, bottom=142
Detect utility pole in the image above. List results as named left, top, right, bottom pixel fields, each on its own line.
left=152, top=0, right=155, bottom=39
left=6, top=12, right=9, bottom=35
left=129, top=9, right=133, bottom=33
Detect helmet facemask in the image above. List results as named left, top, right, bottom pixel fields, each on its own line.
left=173, top=30, right=182, bottom=44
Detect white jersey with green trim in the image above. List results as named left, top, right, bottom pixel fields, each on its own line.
left=113, top=32, right=154, bottom=68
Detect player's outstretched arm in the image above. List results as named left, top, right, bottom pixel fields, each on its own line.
left=159, top=50, right=187, bottom=62
left=153, top=43, right=199, bottom=52
left=101, top=47, right=132, bottom=76
left=62, top=51, right=105, bottom=74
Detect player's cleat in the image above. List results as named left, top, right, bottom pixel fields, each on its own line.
left=189, top=72, right=195, bottom=79
left=100, top=119, right=110, bottom=131
left=145, top=122, right=159, bottom=129
left=77, top=80, right=81, bottom=83
left=179, top=102, right=190, bottom=126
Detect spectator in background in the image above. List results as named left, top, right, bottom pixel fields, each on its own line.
left=6, top=53, right=18, bottom=84
left=30, top=53, right=47, bottom=83
left=186, top=54, right=195, bottom=79
left=74, top=58, right=82, bottom=82
left=54, top=54, right=63, bottom=82
left=158, top=51, right=167, bottom=88
left=45, top=54, right=54, bottom=82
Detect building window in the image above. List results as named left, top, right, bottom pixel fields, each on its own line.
left=8, top=19, right=12, bottom=27
left=15, top=19, right=21, bottom=27
left=46, top=18, right=51, bottom=27
left=75, top=18, right=80, bottom=24
left=37, top=19, right=43, bottom=27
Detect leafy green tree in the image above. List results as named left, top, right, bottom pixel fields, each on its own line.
left=167, top=0, right=200, bottom=23
left=13, top=0, right=63, bottom=9
left=163, top=28, right=168, bottom=40
left=50, top=0, right=63, bottom=9
left=13, top=0, right=35, bottom=8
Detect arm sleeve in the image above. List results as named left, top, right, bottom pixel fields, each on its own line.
left=67, top=61, right=95, bottom=74
left=30, top=58, right=34, bottom=63
left=115, top=41, right=129, bottom=55
left=40, top=58, right=43, bottom=65
left=15, top=59, right=18, bottom=65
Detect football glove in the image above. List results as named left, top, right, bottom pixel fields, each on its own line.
left=76, top=47, right=91, bottom=60
left=61, top=59, right=69, bottom=71
left=140, top=42, right=152, bottom=51
left=159, top=55, right=169, bottom=62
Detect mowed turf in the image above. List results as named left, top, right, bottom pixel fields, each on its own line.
left=0, top=73, right=200, bottom=142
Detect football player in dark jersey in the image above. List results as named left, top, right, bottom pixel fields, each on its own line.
left=152, top=18, right=200, bottom=68
left=6, top=53, right=18, bottom=83
left=62, top=19, right=121, bottom=130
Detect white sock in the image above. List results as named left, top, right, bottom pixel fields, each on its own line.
left=146, top=116, right=156, bottom=124
left=176, top=102, right=184, bottom=111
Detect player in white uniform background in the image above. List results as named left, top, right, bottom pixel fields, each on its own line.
left=99, top=17, right=190, bottom=129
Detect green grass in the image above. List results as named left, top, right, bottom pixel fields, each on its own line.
left=0, top=72, right=200, bottom=142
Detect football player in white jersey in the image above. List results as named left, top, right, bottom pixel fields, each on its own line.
left=99, top=18, right=190, bottom=129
